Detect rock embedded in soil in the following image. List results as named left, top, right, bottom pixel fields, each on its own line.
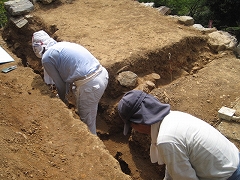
left=117, top=71, right=138, bottom=87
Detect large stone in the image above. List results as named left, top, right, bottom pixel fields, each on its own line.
left=40, top=0, right=54, bottom=4
left=117, top=71, right=138, bottom=87
left=151, top=73, right=161, bottom=80
left=232, top=97, right=240, bottom=116
left=235, top=43, right=240, bottom=58
left=208, top=31, right=237, bottom=52
left=218, top=106, right=236, bottom=121
left=193, top=24, right=204, bottom=30
left=217, top=97, right=240, bottom=142
left=192, top=24, right=217, bottom=33
left=156, top=6, right=171, bottom=15
left=10, top=16, right=28, bottom=28
left=140, top=2, right=154, bottom=7
left=178, top=16, right=194, bottom=26
left=4, top=0, right=34, bottom=16
left=217, top=121, right=240, bottom=142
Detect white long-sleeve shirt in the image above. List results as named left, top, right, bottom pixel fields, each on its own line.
left=156, top=111, right=239, bottom=180
left=42, top=42, right=100, bottom=101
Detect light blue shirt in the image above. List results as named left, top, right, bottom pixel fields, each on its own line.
left=42, top=42, right=100, bottom=101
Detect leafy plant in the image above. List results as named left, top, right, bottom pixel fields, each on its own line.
left=137, top=0, right=240, bottom=40
left=0, top=0, right=8, bottom=28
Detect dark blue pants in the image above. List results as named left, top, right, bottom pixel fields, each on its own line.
left=228, top=153, right=240, bottom=180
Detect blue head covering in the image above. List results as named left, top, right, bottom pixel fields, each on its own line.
left=118, top=90, right=170, bottom=135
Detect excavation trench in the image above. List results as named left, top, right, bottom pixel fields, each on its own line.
left=2, top=19, right=217, bottom=179
left=96, top=36, right=215, bottom=179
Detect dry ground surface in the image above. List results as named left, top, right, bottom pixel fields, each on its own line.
left=0, top=0, right=240, bottom=179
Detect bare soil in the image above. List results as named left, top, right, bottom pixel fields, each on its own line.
left=1, top=0, right=240, bottom=179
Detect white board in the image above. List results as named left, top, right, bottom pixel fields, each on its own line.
left=0, top=46, right=14, bottom=63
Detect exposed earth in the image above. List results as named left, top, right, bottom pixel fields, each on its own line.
left=0, top=0, right=240, bottom=179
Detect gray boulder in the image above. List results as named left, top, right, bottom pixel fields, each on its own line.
left=178, top=16, right=194, bottom=26
left=117, top=71, right=138, bottom=87
left=4, top=0, right=34, bottom=16
left=207, top=31, right=238, bottom=52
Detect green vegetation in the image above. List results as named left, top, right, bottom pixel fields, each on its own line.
left=139, top=0, right=240, bottom=41
left=0, top=0, right=8, bottom=28
left=206, top=0, right=240, bottom=37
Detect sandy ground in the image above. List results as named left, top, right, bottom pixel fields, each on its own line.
left=0, top=0, right=240, bottom=179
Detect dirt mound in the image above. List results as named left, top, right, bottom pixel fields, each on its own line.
left=1, top=0, right=240, bottom=179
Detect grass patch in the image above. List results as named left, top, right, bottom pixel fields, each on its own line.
left=0, top=0, right=8, bottom=28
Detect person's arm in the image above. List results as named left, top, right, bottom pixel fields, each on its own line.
left=43, top=62, right=67, bottom=103
left=158, top=143, right=199, bottom=180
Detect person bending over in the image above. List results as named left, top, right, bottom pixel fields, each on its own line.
left=118, top=89, right=240, bottom=180
left=32, top=30, right=109, bottom=135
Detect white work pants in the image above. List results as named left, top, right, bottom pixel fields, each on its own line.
left=75, top=67, right=108, bottom=134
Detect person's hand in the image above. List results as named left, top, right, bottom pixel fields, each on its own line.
left=163, top=176, right=173, bottom=180
left=163, top=167, right=173, bottom=180
left=63, top=98, right=69, bottom=107
left=65, top=89, right=76, bottom=106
